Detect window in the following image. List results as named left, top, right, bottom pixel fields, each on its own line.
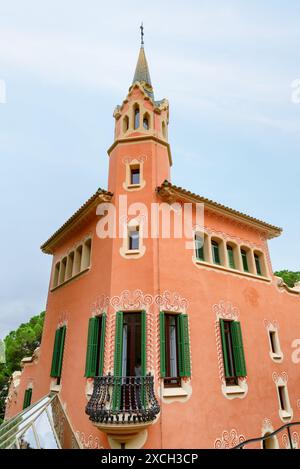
left=128, top=227, right=139, bottom=251
left=220, top=320, right=247, bottom=386
left=53, top=262, right=60, bottom=288
left=262, top=433, right=279, bottom=449
left=50, top=326, right=66, bottom=383
left=254, top=253, right=262, bottom=276
left=23, top=389, right=32, bottom=410
left=134, top=105, right=140, bottom=130
left=268, top=328, right=283, bottom=361
left=162, top=121, right=167, bottom=139
left=212, top=240, right=221, bottom=265
left=269, top=331, right=278, bottom=354
left=73, top=245, right=83, bottom=275
left=85, top=315, right=107, bottom=378
left=59, top=257, right=67, bottom=284
left=123, top=115, right=129, bottom=133
left=195, top=234, right=204, bottom=261
left=227, top=245, right=236, bottom=269
left=241, top=249, right=249, bottom=272
left=276, top=383, right=292, bottom=420
left=130, top=166, right=140, bottom=185
left=160, top=312, right=191, bottom=387
left=143, top=113, right=149, bottom=130
left=66, top=252, right=74, bottom=280
left=82, top=238, right=92, bottom=270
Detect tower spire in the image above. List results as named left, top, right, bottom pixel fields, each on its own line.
left=132, top=24, right=154, bottom=98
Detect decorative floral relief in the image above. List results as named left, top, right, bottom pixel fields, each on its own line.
left=272, top=371, right=288, bottom=385
left=263, top=319, right=279, bottom=330
left=155, top=291, right=189, bottom=313
left=214, top=429, right=246, bottom=449
left=75, top=432, right=103, bottom=449
left=262, top=417, right=274, bottom=434
left=213, top=300, right=239, bottom=321
left=123, top=155, right=147, bottom=165
left=91, top=295, right=110, bottom=316
left=58, top=312, right=68, bottom=327
left=111, top=289, right=153, bottom=311
left=282, top=431, right=299, bottom=449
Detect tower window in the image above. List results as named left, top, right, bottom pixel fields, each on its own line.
left=123, top=115, right=129, bottom=133
left=130, top=166, right=140, bottom=185
left=53, top=262, right=60, bottom=288
left=134, top=105, right=140, bottom=130
left=143, top=113, right=149, bottom=130
left=212, top=240, right=221, bottom=265
left=128, top=227, right=139, bottom=251
left=241, top=249, right=249, bottom=272
left=162, top=121, right=167, bottom=138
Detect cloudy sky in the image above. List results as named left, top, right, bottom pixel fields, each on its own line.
left=0, top=1, right=299, bottom=338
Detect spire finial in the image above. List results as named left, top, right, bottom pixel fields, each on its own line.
left=140, top=22, right=144, bottom=46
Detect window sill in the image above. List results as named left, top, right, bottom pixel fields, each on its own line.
left=162, top=387, right=188, bottom=398
left=271, top=352, right=283, bottom=361
left=281, top=410, right=292, bottom=419
left=127, top=183, right=141, bottom=189
left=125, top=249, right=141, bottom=255
left=195, top=259, right=270, bottom=282
left=225, top=385, right=246, bottom=395
left=50, top=383, right=61, bottom=393
left=51, top=267, right=90, bottom=291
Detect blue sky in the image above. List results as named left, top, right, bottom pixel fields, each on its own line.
left=0, top=1, right=299, bottom=337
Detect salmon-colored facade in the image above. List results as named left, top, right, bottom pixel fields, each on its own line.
left=5, top=42, right=300, bottom=450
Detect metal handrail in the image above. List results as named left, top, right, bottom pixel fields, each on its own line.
left=233, top=421, right=300, bottom=449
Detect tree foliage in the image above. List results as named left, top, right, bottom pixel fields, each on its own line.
left=274, top=270, right=300, bottom=288
left=0, top=311, right=45, bottom=424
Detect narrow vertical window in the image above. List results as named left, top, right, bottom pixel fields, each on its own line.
left=82, top=238, right=92, bottom=270
left=59, top=257, right=67, bottom=284
left=162, top=121, right=167, bottom=138
left=128, top=227, right=139, bottom=251
left=254, top=253, right=262, bottom=275
left=130, top=166, right=140, bottom=185
left=22, top=388, right=32, bottom=410
left=134, top=106, right=140, bottom=130
left=241, top=249, right=249, bottom=272
left=212, top=240, right=221, bottom=265
left=195, top=234, right=204, bottom=261
left=143, top=114, right=149, bottom=130
left=66, top=252, right=74, bottom=280
left=85, top=315, right=106, bottom=378
left=160, top=312, right=191, bottom=387
left=123, top=115, right=129, bottom=133
left=220, top=320, right=247, bottom=385
left=278, top=386, right=288, bottom=412
left=227, top=245, right=236, bottom=269
left=50, top=325, right=66, bottom=382
left=74, top=245, right=83, bottom=275
left=53, top=262, right=60, bottom=288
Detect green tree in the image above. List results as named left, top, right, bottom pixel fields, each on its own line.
left=0, top=311, right=45, bottom=424
left=274, top=270, right=300, bottom=288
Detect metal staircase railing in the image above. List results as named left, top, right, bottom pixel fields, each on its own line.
left=233, top=421, right=300, bottom=449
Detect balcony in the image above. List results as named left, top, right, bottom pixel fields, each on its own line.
left=85, top=374, right=160, bottom=447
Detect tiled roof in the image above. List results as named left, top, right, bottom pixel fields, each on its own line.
left=157, top=180, right=282, bottom=238
left=41, top=188, right=113, bottom=254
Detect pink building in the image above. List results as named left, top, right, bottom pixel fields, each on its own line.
left=2, top=37, right=300, bottom=450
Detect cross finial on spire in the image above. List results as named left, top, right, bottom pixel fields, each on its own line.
left=140, top=22, right=144, bottom=46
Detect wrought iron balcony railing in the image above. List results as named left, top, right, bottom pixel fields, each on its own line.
left=85, top=374, right=160, bottom=425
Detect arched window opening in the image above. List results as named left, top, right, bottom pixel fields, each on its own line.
left=143, top=113, right=149, bottom=130
left=211, top=240, right=221, bottom=265
left=254, top=253, right=262, bottom=276
left=262, top=433, right=278, bottom=449
left=134, top=105, right=140, bottom=130
left=162, top=121, right=167, bottom=138
left=53, top=262, right=60, bottom=288
left=123, top=115, right=129, bottom=133
left=227, top=244, right=236, bottom=269
left=241, top=249, right=249, bottom=273
left=195, top=234, right=204, bottom=261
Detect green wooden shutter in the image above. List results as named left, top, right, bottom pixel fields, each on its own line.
left=141, top=310, right=147, bottom=406
left=178, top=314, right=191, bottom=377
left=220, top=320, right=231, bottom=378
left=159, top=311, right=166, bottom=377
left=231, top=321, right=247, bottom=377
left=227, top=248, right=235, bottom=269
left=23, top=389, right=30, bottom=409
left=113, top=311, right=123, bottom=410
left=27, top=388, right=32, bottom=407
left=85, top=317, right=98, bottom=377
left=56, top=325, right=66, bottom=378
left=50, top=328, right=61, bottom=377
left=98, top=314, right=106, bottom=376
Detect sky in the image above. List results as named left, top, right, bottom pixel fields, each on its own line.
left=0, top=0, right=299, bottom=338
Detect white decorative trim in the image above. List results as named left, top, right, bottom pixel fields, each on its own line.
left=214, top=428, right=246, bottom=449
left=75, top=432, right=103, bottom=449
left=273, top=372, right=293, bottom=423
left=155, top=291, right=189, bottom=313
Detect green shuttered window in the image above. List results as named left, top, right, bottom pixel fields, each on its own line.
left=227, top=246, right=236, bottom=269
left=112, top=311, right=123, bottom=411
left=22, top=388, right=32, bottom=410
left=160, top=311, right=191, bottom=380
left=85, top=314, right=106, bottom=378
left=220, top=319, right=247, bottom=380
left=50, top=325, right=66, bottom=378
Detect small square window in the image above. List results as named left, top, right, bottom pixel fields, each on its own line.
left=130, top=167, right=140, bottom=185
left=128, top=228, right=139, bottom=251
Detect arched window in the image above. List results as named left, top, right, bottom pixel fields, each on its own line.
left=143, top=113, right=149, bottom=130
left=211, top=240, right=221, bottom=265
left=195, top=234, right=204, bottom=261
left=254, top=253, right=262, bottom=276
left=227, top=244, right=236, bottom=269
left=123, top=115, right=129, bottom=133
left=241, top=249, right=249, bottom=273
left=134, top=105, right=140, bottom=130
